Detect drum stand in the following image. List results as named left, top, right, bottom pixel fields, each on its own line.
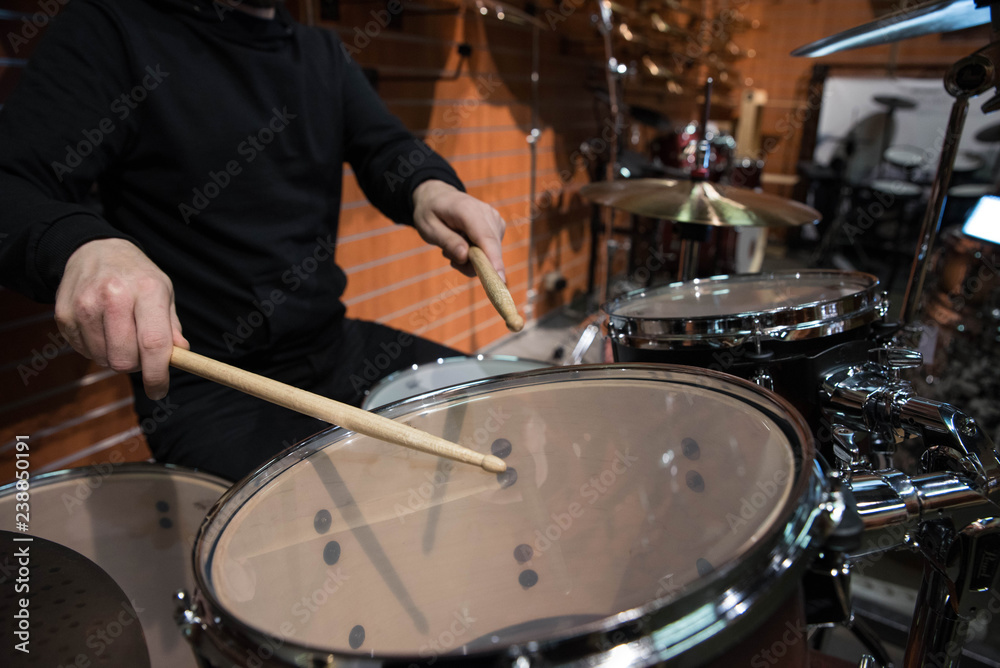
left=898, top=28, right=1000, bottom=324
left=820, top=345, right=1000, bottom=668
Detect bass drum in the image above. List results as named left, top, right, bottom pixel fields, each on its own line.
left=182, top=365, right=834, bottom=667
left=363, top=355, right=551, bottom=409
left=0, top=463, right=229, bottom=668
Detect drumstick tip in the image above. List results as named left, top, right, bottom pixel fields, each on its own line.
left=506, top=315, right=525, bottom=332
left=481, top=455, right=507, bottom=473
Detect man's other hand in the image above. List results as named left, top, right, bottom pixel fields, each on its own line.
left=55, top=238, right=188, bottom=400
left=412, top=180, right=507, bottom=280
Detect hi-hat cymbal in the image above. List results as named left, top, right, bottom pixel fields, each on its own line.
left=580, top=178, right=821, bottom=227
left=791, top=0, right=990, bottom=57
left=874, top=95, right=918, bottom=109
left=976, top=122, right=1000, bottom=143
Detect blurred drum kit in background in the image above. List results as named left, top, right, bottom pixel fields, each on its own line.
left=3, top=1, right=1000, bottom=668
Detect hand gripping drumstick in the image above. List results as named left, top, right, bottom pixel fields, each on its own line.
left=169, top=347, right=507, bottom=473
left=468, top=246, right=524, bottom=332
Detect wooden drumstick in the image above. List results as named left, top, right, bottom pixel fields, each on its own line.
left=169, top=347, right=507, bottom=473
left=468, top=246, right=524, bottom=332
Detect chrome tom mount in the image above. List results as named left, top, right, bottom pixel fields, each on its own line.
left=821, top=344, right=1000, bottom=668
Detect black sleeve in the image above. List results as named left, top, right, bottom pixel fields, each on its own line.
left=0, top=0, right=140, bottom=303
left=338, top=41, right=465, bottom=226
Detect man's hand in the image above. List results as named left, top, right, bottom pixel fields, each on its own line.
left=411, top=180, right=507, bottom=280
left=55, top=238, right=188, bottom=400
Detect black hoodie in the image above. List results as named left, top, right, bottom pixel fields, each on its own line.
left=0, top=0, right=463, bottom=365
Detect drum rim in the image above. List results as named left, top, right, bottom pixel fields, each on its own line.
left=362, top=354, right=552, bottom=410
left=189, top=364, right=833, bottom=667
left=0, top=461, right=231, bottom=496
left=604, top=269, right=884, bottom=348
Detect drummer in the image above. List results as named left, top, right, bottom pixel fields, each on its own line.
left=0, top=0, right=507, bottom=481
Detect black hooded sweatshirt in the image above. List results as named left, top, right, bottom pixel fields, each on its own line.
left=0, top=0, right=463, bottom=366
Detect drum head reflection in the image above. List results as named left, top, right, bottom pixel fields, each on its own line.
left=607, top=271, right=875, bottom=320
left=204, top=369, right=799, bottom=656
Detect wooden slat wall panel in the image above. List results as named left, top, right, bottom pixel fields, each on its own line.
left=0, top=292, right=150, bottom=483
left=329, top=2, right=599, bottom=353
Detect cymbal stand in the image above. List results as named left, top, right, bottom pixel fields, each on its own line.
left=596, top=0, right=623, bottom=305
left=675, top=78, right=715, bottom=281
left=899, top=15, right=1000, bottom=324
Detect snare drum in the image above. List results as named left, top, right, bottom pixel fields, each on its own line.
left=605, top=270, right=888, bottom=434
left=0, top=464, right=229, bottom=668
left=182, top=365, right=834, bottom=667
left=363, top=355, right=551, bottom=409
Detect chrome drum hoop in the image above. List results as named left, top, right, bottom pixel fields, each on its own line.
left=0, top=461, right=230, bottom=493
left=605, top=270, right=885, bottom=351
left=189, top=365, right=833, bottom=668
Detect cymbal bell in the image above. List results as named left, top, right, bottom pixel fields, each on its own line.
left=791, top=0, right=990, bottom=58
left=580, top=178, right=821, bottom=227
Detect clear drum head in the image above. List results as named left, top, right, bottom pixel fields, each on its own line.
left=195, top=365, right=826, bottom=665
left=605, top=270, right=883, bottom=349
left=362, top=355, right=551, bottom=409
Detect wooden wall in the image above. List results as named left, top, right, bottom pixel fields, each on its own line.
left=327, top=0, right=600, bottom=350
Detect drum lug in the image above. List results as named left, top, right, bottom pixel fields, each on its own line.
left=876, top=291, right=890, bottom=319
left=174, top=589, right=205, bottom=643
left=749, top=367, right=774, bottom=391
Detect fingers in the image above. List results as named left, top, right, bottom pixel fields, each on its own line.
left=103, top=278, right=140, bottom=374
left=55, top=239, right=181, bottom=400
left=416, top=211, right=475, bottom=273
left=56, top=287, right=109, bottom=366
left=134, top=280, right=177, bottom=400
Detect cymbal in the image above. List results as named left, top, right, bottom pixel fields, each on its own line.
left=874, top=95, right=918, bottom=109
left=976, top=122, right=1000, bottom=143
left=580, top=178, right=821, bottom=227
left=0, top=531, right=151, bottom=667
left=791, top=0, right=990, bottom=57
left=469, top=0, right=548, bottom=29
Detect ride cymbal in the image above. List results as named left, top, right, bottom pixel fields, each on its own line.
left=580, top=178, right=821, bottom=227
left=791, top=0, right=990, bottom=57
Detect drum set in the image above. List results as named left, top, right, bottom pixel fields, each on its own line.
left=3, top=1, right=1000, bottom=667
